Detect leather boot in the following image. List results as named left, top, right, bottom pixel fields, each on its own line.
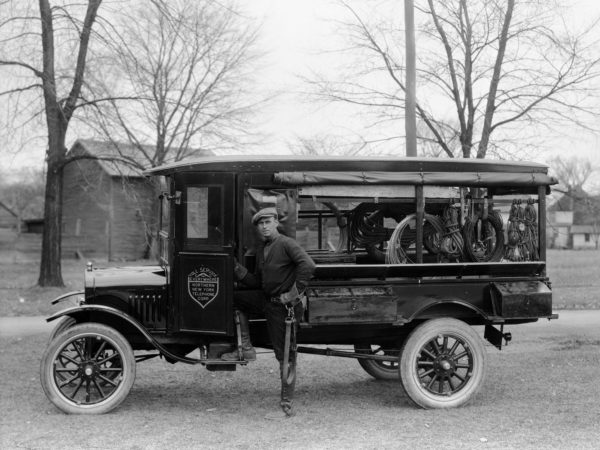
left=221, top=311, right=256, bottom=361
left=279, top=358, right=296, bottom=417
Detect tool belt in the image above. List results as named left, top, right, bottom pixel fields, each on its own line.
left=269, top=283, right=306, bottom=307
left=269, top=295, right=305, bottom=306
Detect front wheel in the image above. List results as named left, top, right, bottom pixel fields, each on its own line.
left=40, top=323, right=136, bottom=414
left=399, top=318, right=486, bottom=409
left=47, top=316, right=77, bottom=343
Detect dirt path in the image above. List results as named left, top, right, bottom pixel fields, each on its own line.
left=0, top=315, right=55, bottom=337
left=2, top=310, right=597, bottom=338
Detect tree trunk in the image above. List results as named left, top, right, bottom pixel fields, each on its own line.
left=38, top=121, right=66, bottom=286
left=476, top=0, right=514, bottom=159
left=35, top=0, right=101, bottom=286
left=38, top=157, right=65, bottom=286
left=38, top=98, right=67, bottom=286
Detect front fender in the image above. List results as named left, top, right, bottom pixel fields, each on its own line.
left=50, top=290, right=85, bottom=306
left=46, top=305, right=202, bottom=365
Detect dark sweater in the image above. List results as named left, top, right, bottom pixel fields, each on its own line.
left=241, top=234, right=315, bottom=297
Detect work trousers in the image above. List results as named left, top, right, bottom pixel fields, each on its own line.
left=233, top=289, right=303, bottom=362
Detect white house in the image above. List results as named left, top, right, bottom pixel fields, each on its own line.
left=570, top=225, right=598, bottom=250
left=547, top=210, right=573, bottom=249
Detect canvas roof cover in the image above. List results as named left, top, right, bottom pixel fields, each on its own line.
left=273, top=171, right=557, bottom=187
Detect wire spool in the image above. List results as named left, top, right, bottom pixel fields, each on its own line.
left=522, top=199, right=539, bottom=260
left=385, top=213, right=445, bottom=264
left=348, top=203, right=396, bottom=262
left=348, top=204, right=389, bottom=249
left=462, top=209, right=504, bottom=262
left=439, top=205, right=464, bottom=262
left=504, top=199, right=538, bottom=261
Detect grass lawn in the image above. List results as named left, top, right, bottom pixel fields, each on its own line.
left=0, top=227, right=598, bottom=316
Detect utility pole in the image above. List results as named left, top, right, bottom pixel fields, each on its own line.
left=405, top=0, right=417, bottom=156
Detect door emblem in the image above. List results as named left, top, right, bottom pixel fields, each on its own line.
left=187, top=266, right=220, bottom=308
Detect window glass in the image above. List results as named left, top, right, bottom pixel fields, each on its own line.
left=187, top=187, right=209, bottom=238
left=186, top=186, right=222, bottom=244
left=160, top=194, right=170, bottom=233
left=158, top=176, right=170, bottom=233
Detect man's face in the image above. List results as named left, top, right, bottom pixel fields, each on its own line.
left=256, top=216, right=279, bottom=240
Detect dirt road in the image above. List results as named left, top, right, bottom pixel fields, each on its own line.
left=1, top=310, right=599, bottom=449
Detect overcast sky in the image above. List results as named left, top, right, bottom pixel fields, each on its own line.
left=2, top=0, right=599, bottom=173
left=247, top=0, right=600, bottom=167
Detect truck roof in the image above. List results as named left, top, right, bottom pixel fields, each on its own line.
left=145, top=155, right=550, bottom=176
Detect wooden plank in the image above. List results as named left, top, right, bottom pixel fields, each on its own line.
left=308, top=295, right=397, bottom=324
left=415, top=185, right=424, bottom=263
left=538, top=185, right=546, bottom=272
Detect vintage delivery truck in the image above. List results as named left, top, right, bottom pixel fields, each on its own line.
left=41, top=156, right=558, bottom=413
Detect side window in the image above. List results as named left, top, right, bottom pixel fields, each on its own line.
left=159, top=176, right=170, bottom=233
left=186, top=186, right=223, bottom=245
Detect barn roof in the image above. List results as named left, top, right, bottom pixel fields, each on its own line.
left=0, top=200, right=17, bottom=218
left=570, top=225, right=596, bottom=234
left=70, top=139, right=213, bottom=177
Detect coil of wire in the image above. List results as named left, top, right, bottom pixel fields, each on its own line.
left=462, top=209, right=504, bottom=262
left=385, top=213, right=445, bottom=264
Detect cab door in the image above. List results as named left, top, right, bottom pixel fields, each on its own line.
left=174, top=172, right=235, bottom=335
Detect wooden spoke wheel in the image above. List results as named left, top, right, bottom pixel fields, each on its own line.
left=399, top=318, right=486, bottom=409
left=40, top=323, right=135, bottom=414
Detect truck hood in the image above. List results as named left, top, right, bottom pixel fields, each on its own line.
left=85, top=265, right=166, bottom=289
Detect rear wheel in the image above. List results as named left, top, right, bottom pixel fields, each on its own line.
left=354, top=344, right=399, bottom=380
left=399, top=318, right=486, bottom=409
left=40, top=323, right=136, bottom=414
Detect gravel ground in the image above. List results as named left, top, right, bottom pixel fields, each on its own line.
left=1, top=312, right=599, bottom=450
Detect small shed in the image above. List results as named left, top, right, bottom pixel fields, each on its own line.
left=62, top=139, right=212, bottom=261
left=570, top=225, right=598, bottom=250
left=23, top=218, right=44, bottom=234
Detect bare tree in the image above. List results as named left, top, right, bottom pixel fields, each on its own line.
left=549, top=155, right=600, bottom=249
left=550, top=155, right=596, bottom=210
left=550, top=156, right=594, bottom=192
left=289, top=134, right=368, bottom=156
left=0, top=168, right=45, bottom=232
left=0, top=0, right=102, bottom=286
left=309, top=0, right=600, bottom=159
left=84, top=0, right=263, bottom=170
left=1, top=0, right=264, bottom=282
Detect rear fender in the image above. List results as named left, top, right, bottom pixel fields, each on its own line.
left=407, top=298, right=490, bottom=323
left=46, top=305, right=202, bottom=365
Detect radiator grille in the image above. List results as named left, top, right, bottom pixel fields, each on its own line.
left=127, top=292, right=167, bottom=328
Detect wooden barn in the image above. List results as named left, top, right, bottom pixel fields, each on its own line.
left=62, top=139, right=212, bottom=261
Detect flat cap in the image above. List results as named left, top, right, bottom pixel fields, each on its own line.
left=252, top=207, right=278, bottom=225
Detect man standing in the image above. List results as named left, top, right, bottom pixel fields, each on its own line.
left=221, top=207, right=315, bottom=418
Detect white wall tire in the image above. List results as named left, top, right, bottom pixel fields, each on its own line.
left=400, top=318, right=486, bottom=409
left=47, top=316, right=77, bottom=343
left=40, top=323, right=136, bottom=414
